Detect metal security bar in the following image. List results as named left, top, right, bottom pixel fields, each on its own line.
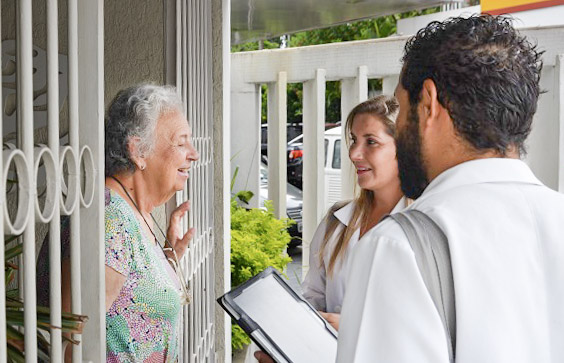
left=0, top=3, right=6, bottom=362
left=46, top=0, right=63, bottom=361
left=2, top=1, right=103, bottom=361
left=170, top=0, right=217, bottom=362
left=18, top=1, right=39, bottom=361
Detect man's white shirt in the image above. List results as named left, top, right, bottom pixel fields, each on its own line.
left=337, top=158, right=564, bottom=363
left=303, top=198, right=406, bottom=313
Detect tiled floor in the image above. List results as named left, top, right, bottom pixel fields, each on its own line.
left=285, top=245, right=303, bottom=295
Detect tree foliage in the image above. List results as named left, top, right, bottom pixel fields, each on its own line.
left=232, top=7, right=442, bottom=123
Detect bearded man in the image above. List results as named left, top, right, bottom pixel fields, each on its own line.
left=337, top=15, right=564, bottom=363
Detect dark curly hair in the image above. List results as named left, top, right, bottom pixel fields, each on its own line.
left=401, top=15, right=543, bottom=155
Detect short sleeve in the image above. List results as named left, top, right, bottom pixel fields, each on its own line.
left=105, top=205, right=134, bottom=277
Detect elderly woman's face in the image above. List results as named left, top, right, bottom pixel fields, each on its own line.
left=145, top=110, right=199, bottom=195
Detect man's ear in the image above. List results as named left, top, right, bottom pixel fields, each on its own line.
left=418, top=79, right=441, bottom=133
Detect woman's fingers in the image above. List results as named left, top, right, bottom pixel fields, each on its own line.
left=171, top=201, right=190, bottom=218
left=319, top=311, right=341, bottom=331
left=254, top=351, right=275, bottom=363
left=167, top=201, right=190, bottom=242
left=174, top=227, right=195, bottom=259
left=169, top=202, right=190, bottom=227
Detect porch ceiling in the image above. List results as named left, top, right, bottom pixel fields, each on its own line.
left=231, top=0, right=448, bottom=44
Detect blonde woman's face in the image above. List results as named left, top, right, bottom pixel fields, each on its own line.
left=348, top=113, right=399, bottom=193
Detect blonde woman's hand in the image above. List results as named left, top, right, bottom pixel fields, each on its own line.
left=254, top=350, right=275, bottom=363
left=319, top=311, right=340, bottom=331
left=166, top=201, right=195, bottom=260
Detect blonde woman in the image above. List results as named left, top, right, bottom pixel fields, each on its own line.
left=302, top=95, right=407, bottom=330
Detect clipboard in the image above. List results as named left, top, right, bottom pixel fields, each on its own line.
left=217, top=267, right=338, bottom=363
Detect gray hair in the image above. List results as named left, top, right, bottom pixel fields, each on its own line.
left=105, top=84, right=184, bottom=176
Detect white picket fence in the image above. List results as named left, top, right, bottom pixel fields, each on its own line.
left=231, top=25, right=564, bottom=277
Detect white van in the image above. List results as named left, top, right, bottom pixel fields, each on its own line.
left=323, top=126, right=343, bottom=211
left=287, top=126, right=343, bottom=212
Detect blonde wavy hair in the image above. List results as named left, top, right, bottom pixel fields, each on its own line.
left=319, top=94, right=400, bottom=276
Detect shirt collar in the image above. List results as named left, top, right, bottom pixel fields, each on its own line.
left=417, top=158, right=543, bottom=202
left=333, top=197, right=407, bottom=226
left=334, top=201, right=355, bottom=226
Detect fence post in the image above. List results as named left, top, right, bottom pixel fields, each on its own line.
left=302, top=69, right=327, bottom=277
left=340, top=66, right=368, bottom=201
left=267, top=72, right=288, bottom=219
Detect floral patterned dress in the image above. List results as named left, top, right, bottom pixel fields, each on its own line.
left=105, top=187, right=182, bottom=362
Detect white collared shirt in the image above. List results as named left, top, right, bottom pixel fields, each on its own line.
left=337, top=158, right=564, bottom=363
left=302, top=197, right=406, bottom=313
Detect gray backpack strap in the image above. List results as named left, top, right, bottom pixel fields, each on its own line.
left=387, top=210, right=456, bottom=362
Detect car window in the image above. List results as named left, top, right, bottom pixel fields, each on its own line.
left=289, top=134, right=303, bottom=146
left=325, top=139, right=329, bottom=166
left=260, top=165, right=268, bottom=185
left=332, top=140, right=341, bottom=169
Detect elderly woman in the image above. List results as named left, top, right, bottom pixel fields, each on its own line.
left=104, top=84, right=198, bottom=362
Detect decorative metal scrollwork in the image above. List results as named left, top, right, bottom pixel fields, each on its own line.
left=3, top=148, right=31, bottom=235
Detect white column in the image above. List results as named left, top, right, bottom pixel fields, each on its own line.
left=78, top=0, right=105, bottom=361
left=302, top=69, right=326, bottom=277
left=17, top=0, right=38, bottom=360
left=340, top=66, right=368, bottom=201
left=558, top=55, right=564, bottom=193
left=267, top=72, right=288, bottom=219
left=382, top=74, right=400, bottom=95
left=230, top=80, right=261, bottom=208
left=212, top=0, right=232, bottom=360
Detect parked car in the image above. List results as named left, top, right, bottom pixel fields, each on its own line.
left=260, top=123, right=303, bottom=158
left=323, top=126, right=343, bottom=211
left=261, top=123, right=304, bottom=189
left=259, top=163, right=303, bottom=247
left=286, top=126, right=343, bottom=211
left=287, top=136, right=304, bottom=189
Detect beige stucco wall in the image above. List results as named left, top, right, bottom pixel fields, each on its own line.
left=104, top=0, right=168, bottom=229
left=104, top=0, right=166, bottom=106
left=1, top=0, right=168, bottom=248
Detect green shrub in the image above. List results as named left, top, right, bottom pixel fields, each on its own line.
left=230, top=198, right=294, bottom=350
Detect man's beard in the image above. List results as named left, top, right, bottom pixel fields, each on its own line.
left=396, top=106, right=429, bottom=199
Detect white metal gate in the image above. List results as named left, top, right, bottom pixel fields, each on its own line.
left=166, top=0, right=224, bottom=361
left=1, top=0, right=104, bottom=362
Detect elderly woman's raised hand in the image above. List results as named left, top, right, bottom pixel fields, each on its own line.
left=167, top=201, right=195, bottom=260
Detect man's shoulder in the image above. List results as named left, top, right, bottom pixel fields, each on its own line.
left=361, top=217, right=411, bottom=250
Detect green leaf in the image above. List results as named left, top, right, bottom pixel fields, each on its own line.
left=4, top=234, right=21, bottom=244
left=235, top=190, right=254, bottom=204
left=231, top=166, right=239, bottom=192
left=7, top=343, right=25, bottom=363
left=5, top=243, right=23, bottom=261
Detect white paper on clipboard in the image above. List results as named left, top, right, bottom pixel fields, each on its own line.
left=218, top=268, right=338, bottom=363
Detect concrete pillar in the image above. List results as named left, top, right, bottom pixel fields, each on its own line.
left=267, top=72, right=288, bottom=218
left=340, top=66, right=368, bottom=201
left=302, top=69, right=326, bottom=276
